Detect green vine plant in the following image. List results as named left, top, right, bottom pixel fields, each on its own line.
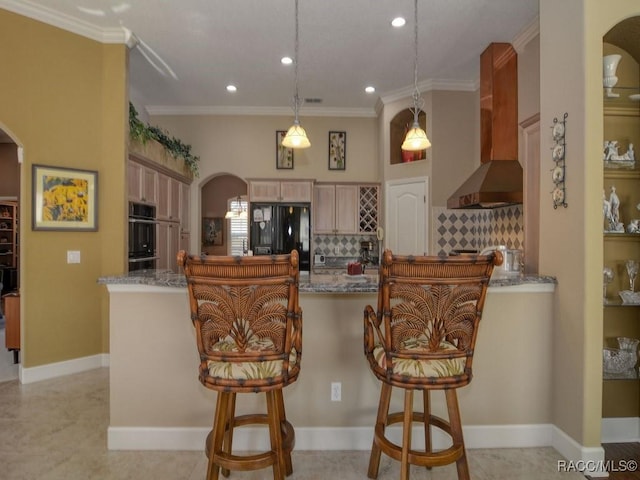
left=129, top=102, right=200, bottom=177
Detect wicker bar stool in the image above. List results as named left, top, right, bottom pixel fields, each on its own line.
left=178, top=250, right=302, bottom=480
left=363, top=249, right=501, bottom=480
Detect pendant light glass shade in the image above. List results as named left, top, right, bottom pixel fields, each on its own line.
left=402, top=0, right=431, bottom=152
left=282, top=0, right=310, bottom=149
left=282, top=120, right=311, bottom=149
left=401, top=123, right=431, bottom=151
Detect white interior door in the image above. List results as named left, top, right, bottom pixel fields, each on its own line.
left=384, top=178, right=428, bottom=255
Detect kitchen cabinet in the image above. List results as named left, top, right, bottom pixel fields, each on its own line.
left=313, top=183, right=379, bottom=235
left=601, top=47, right=640, bottom=419
left=157, top=221, right=180, bottom=272
left=249, top=180, right=313, bottom=203
left=128, top=160, right=158, bottom=204
left=157, top=173, right=181, bottom=222
left=180, top=182, right=190, bottom=234
left=3, top=292, right=19, bottom=362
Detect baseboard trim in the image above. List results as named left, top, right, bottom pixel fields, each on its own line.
left=551, top=426, right=607, bottom=477
left=108, top=423, right=555, bottom=451
left=601, top=417, right=640, bottom=443
left=20, top=353, right=110, bottom=384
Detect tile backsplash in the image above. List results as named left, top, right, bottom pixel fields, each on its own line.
left=312, top=205, right=523, bottom=260
left=313, top=234, right=377, bottom=257
left=432, top=205, right=523, bottom=256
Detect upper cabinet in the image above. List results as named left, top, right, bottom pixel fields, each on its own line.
left=157, top=173, right=181, bottom=222
left=128, top=160, right=158, bottom=204
left=248, top=180, right=313, bottom=203
left=313, top=183, right=380, bottom=235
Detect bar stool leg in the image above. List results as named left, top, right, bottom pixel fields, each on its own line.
left=400, top=389, right=413, bottom=480
left=445, top=389, right=470, bottom=480
left=266, top=390, right=284, bottom=480
left=368, top=382, right=392, bottom=479
left=208, top=392, right=230, bottom=480
left=275, top=389, right=293, bottom=476
left=423, top=390, right=432, bottom=470
left=221, top=392, right=236, bottom=477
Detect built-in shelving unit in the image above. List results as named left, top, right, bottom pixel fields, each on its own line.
left=602, top=43, right=640, bottom=419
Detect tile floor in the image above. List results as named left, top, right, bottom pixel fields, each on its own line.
left=0, top=367, right=587, bottom=480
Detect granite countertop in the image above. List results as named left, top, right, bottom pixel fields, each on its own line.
left=99, top=270, right=556, bottom=294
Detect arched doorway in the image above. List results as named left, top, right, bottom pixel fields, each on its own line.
left=200, top=173, right=247, bottom=255
left=0, top=126, right=21, bottom=381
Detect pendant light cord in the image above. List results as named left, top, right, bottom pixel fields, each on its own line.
left=411, top=0, right=423, bottom=123
left=293, top=0, right=301, bottom=121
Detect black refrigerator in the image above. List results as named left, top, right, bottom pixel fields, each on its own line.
left=249, top=203, right=311, bottom=271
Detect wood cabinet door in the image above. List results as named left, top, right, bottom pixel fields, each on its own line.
left=168, top=177, right=181, bottom=222
left=156, top=222, right=169, bottom=270
left=313, top=185, right=336, bottom=234
left=280, top=181, right=312, bottom=202
left=127, top=161, right=143, bottom=202
left=335, top=185, right=358, bottom=234
left=180, top=182, right=190, bottom=233
left=142, top=167, right=158, bottom=205
left=249, top=181, right=281, bottom=202
left=157, top=174, right=173, bottom=220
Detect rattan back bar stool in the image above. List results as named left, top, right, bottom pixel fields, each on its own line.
left=178, top=250, right=302, bottom=480
left=363, top=249, right=501, bottom=480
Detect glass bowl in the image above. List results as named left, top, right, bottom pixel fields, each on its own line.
left=603, top=347, right=637, bottom=374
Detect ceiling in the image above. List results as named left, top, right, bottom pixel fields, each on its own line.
left=1, top=0, right=538, bottom=116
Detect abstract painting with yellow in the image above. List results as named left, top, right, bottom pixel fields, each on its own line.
left=41, top=176, right=89, bottom=222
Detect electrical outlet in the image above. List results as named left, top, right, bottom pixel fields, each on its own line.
left=334, top=245, right=340, bottom=255
left=331, top=382, right=341, bottom=402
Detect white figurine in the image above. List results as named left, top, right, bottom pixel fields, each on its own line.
left=603, top=189, right=612, bottom=230
left=608, top=186, right=625, bottom=232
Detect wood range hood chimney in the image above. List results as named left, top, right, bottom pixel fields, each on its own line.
left=447, top=42, right=523, bottom=209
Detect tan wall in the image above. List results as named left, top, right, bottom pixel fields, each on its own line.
left=109, top=287, right=554, bottom=429
left=540, top=0, right=640, bottom=448
left=0, top=10, right=128, bottom=366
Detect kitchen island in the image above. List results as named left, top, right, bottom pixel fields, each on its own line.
left=100, top=270, right=556, bottom=451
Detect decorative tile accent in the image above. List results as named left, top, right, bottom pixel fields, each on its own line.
left=432, top=205, right=524, bottom=256
left=313, top=234, right=377, bottom=257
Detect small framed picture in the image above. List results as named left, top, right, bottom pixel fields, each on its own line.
left=32, top=164, right=98, bottom=231
left=276, top=131, right=294, bottom=169
left=202, top=217, right=223, bottom=246
left=328, top=131, right=346, bottom=170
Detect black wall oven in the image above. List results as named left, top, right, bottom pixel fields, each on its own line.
left=128, top=202, right=158, bottom=271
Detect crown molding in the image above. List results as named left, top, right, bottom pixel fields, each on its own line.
left=145, top=105, right=378, bottom=118
left=0, top=0, right=126, bottom=43
left=379, top=78, right=477, bottom=105
left=512, top=15, right=539, bottom=54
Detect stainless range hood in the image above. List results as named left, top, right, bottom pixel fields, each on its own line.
left=447, top=43, right=523, bottom=209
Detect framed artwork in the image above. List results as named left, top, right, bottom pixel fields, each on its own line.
left=276, top=131, right=294, bottom=169
left=202, top=217, right=224, bottom=246
left=32, top=164, right=98, bottom=231
left=328, top=131, right=346, bottom=170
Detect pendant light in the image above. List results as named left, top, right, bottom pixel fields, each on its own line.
left=282, top=0, right=311, bottom=149
left=401, top=0, right=431, bottom=152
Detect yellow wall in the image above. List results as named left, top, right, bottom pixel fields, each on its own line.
left=540, top=0, right=640, bottom=448
left=0, top=9, right=127, bottom=366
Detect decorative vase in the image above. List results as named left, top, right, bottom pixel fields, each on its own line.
left=603, top=54, right=622, bottom=98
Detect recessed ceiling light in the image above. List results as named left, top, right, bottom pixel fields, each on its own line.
left=281, top=56, right=293, bottom=65
left=226, top=85, right=237, bottom=92
left=365, top=86, right=376, bottom=94
left=391, top=17, right=406, bottom=27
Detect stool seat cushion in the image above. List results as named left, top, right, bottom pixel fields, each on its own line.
left=372, top=340, right=465, bottom=378
left=207, top=337, right=298, bottom=380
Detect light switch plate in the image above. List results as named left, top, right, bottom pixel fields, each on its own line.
left=67, top=250, right=81, bottom=264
